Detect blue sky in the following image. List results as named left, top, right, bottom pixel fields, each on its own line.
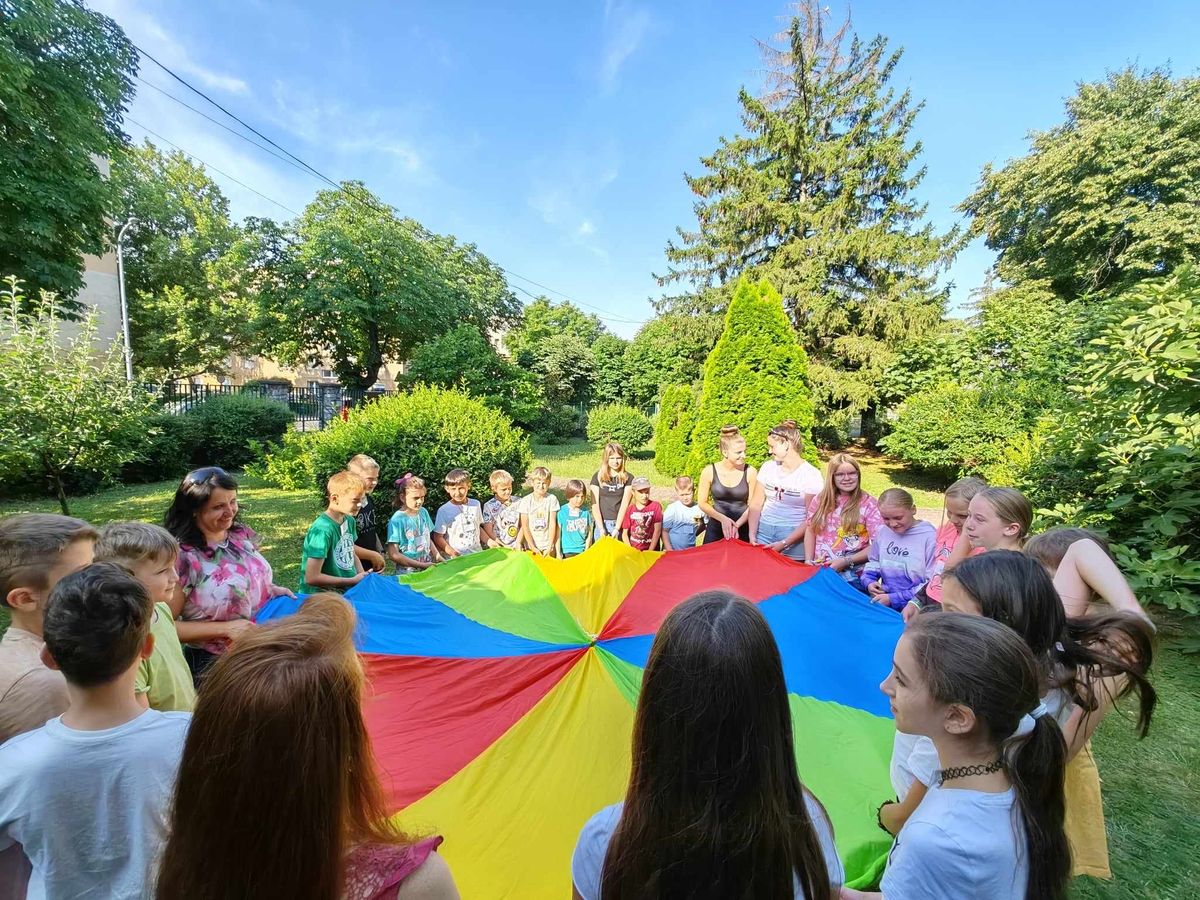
left=89, top=0, right=1200, bottom=338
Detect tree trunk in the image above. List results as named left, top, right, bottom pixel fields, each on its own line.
left=53, top=475, right=71, bottom=515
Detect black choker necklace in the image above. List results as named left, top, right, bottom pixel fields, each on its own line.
left=938, top=758, right=1004, bottom=784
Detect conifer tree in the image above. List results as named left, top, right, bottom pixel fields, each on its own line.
left=685, top=277, right=816, bottom=475
left=659, top=2, right=958, bottom=422
left=653, top=383, right=699, bottom=477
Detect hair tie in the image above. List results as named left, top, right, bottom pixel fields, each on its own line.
left=395, top=472, right=413, bottom=488
left=1011, top=701, right=1050, bottom=740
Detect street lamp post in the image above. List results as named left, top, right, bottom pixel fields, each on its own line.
left=115, top=218, right=136, bottom=382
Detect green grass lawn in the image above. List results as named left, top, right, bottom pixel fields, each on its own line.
left=1, top=472, right=1196, bottom=897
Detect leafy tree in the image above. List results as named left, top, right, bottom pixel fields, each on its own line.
left=962, top=68, right=1200, bottom=303
left=403, top=323, right=544, bottom=429
left=110, top=141, right=253, bottom=378
left=590, top=333, right=631, bottom=406
left=1020, top=267, right=1200, bottom=612
left=535, top=332, right=596, bottom=406
left=653, top=383, right=698, bottom=477
left=624, top=312, right=721, bottom=408
left=502, top=296, right=605, bottom=367
left=658, top=2, right=958, bottom=420
left=685, top=277, right=817, bottom=474
left=256, top=182, right=519, bottom=389
left=0, top=0, right=136, bottom=303
left=0, top=277, right=155, bottom=512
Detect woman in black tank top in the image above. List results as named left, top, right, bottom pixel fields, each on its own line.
left=697, top=427, right=758, bottom=543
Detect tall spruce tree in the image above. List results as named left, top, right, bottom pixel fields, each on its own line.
left=659, top=2, right=958, bottom=422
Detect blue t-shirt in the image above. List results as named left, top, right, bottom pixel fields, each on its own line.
left=387, top=508, right=434, bottom=571
left=662, top=500, right=704, bottom=551
left=558, top=505, right=593, bottom=554
left=880, top=784, right=1027, bottom=900
left=572, top=794, right=844, bottom=899
left=0, top=709, right=190, bottom=900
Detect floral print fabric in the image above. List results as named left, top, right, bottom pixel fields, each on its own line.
left=175, top=523, right=274, bottom=654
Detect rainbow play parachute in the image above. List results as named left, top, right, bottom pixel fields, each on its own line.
left=258, top=538, right=903, bottom=897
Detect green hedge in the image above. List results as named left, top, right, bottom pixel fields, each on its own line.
left=653, top=384, right=697, bottom=477
left=586, top=403, right=654, bottom=451
left=291, top=385, right=532, bottom=510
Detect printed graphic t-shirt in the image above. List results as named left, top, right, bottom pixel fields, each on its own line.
left=433, top=500, right=484, bottom=555
left=620, top=501, right=664, bottom=550
left=300, top=513, right=358, bottom=593
left=663, top=500, right=704, bottom=551
left=558, top=506, right=593, bottom=554
left=387, top=508, right=435, bottom=571
left=482, top=498, right=522, bottom=549
left=519, top=493, right=561, bottom=552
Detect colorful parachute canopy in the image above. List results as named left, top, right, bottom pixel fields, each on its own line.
left=258, top=538, right=903, bottom=897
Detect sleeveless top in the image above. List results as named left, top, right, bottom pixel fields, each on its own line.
left=343, top=836, right=443, bottom=900
left=709, top=463, right=749, bottom=519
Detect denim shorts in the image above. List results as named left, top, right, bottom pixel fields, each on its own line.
left=602, top=519, right=619, bottom=538
left=755, top=521, right=806, bottom=560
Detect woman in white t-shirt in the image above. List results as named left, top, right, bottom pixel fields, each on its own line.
left=748, top=420, right=824, bottom=560
left=841, top=613, right=1070, bottom=900
left=572, top=591, right=843, bottom=900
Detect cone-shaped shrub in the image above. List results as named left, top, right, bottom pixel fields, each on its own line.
left=653, top=383, right=698, bottom=477
left=685, top=277, right=816, bottom=474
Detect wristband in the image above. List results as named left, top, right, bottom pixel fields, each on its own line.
left=876, top=799, right=897, bottom=834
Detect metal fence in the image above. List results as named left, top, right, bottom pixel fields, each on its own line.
left=143, top=382, right=393, bottom=431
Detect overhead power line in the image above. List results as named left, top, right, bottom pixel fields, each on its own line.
left=130, top=44, right=650, bottom=328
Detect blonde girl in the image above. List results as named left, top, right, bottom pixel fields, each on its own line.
left=697, top=426, right=758, bottom=543
left=589, top=442, right=634, bottom=539
left=748, top=420, right=824, bottom=560
left=964, top=486, right=1033, bottom=552
left=803, top=453, right=882, bottom=583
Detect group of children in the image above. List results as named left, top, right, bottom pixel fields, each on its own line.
left=297, top=453, right=713, bottom=588
left=0, top=439, right=1161, bottom=898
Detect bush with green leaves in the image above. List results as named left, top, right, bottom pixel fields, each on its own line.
left=182, top=393, right=294, bottom=469
left=1019, top=267, right=1200, bottom=612
left=244, top=428, right=318, bottom=491
left=120, top=412, right=205, bottom=484
left=532, top=405, right=586, bottom=445
left=586, top=404, right=654, bottom=451
left=0, top=278, right=156, bottom=512
left=292, top=385, right=532, bottom=511
left=684, top=277, right=817, bottom=473
left=653, top=384, right=698, bottom=476
left=880, top=381, right=1031, bottom=476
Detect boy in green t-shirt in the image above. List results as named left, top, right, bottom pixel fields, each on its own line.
left=300, top=470, right=368, bottom=594
left=94, top=522, right=196, bottom=711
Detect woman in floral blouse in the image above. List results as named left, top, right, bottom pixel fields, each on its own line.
left=164, top=467, right=295, bottom=681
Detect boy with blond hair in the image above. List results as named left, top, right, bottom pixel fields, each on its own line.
left=432, top=469, right=485, bottom=558
left=482, top=469, right=522, bottom=550
left=518, top=467, right=560, bottom=556
left=662, top=475, right=705, bottom=551
left=300, top=471, right=367, bottom=593
left=347, top=454, right=387, bottom=574
left=94, top=522, right=196, bottom=712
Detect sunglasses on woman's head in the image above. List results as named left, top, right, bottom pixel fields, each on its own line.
left=185, top=466, right=229, bottom=484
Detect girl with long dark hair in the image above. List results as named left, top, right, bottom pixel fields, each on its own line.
left=937, top=550, right=1155, bottom=879
left=155, top=593, right=459, bottom=899
left=843, top=613, right=1071, bottom=900
left=571, top=591, right=841, bottom=899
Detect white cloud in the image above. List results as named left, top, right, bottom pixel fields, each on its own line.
left=578, top=219, right=596, bottom=237
left=527, top=154, right=618, bottom=261
left=87, top=0, right=249, bottom=94
left=600, top=1, right=653, bottom=92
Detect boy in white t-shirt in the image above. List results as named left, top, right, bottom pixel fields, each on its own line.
left=432, top=469, right=486, bottom=558
left=518, top=467, right=560, bottom=556
left=662, top=475, right=705, bottom=551
left=0, top=563, right=190, bottom=900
